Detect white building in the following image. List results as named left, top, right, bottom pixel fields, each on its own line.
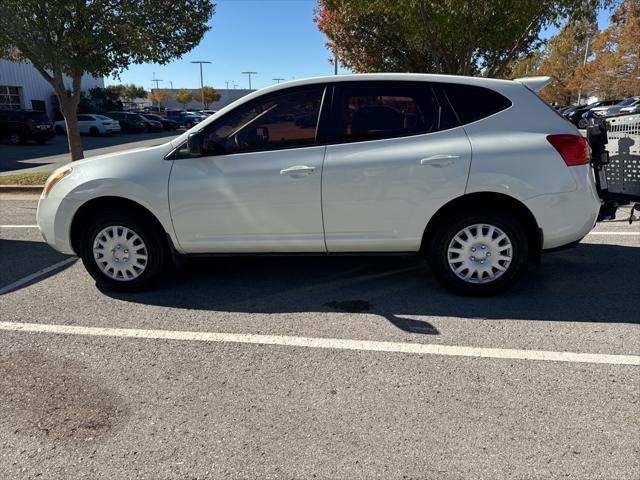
left=0, top=60, right=103, bottom=119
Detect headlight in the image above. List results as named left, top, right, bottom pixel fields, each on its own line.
left=42, top=165, right=73, bottom=198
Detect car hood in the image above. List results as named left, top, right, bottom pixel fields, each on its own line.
left=66, top=142, right=174, bottom=170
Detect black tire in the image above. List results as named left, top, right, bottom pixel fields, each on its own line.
left=185, top=121, right=193, bottom=129
left=89, top=126, right=100, bottom=136
left=79, top=210, right=167, bottom=291
left=427, top=209, right=529, bottom=296
left=577, top=118, right=588, bottom=129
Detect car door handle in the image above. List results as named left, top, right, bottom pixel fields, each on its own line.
left=420, top=154, right=460, bottom=167
left=280, top=165, right=316, bottom=177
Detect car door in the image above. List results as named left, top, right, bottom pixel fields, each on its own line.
left=76, top=115, right=91, bottom=134
left=169, top=85, right=328, bottom=253
left=321, top=81, right=472, bottom=252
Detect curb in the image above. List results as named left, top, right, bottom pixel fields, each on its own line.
left=0, top=185, right=44, bottom=194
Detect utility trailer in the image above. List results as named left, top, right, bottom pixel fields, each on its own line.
left=587, top=113, right=640, bottom=223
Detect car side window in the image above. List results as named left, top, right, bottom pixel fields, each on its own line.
left=337, top=84, right=445, bottom=143
left=200, top=87, right=324, bottom=156
left=77, top=115, right=92, bottom=121
left=441, top=84, right=512, bottom=124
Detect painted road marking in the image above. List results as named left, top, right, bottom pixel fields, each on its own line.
left=0, top=321, right=638, bottom=366
left=0, top=225, right=39, bottom=228
left=0, top=258, right=76, bottom=295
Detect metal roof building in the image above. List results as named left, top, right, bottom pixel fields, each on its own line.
left=0, top=60, right=103, bottom=119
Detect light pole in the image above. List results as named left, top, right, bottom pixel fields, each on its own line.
left=576, top=37, right=590, bottom=106
left=225, top=81, right=229, bottom=89
left=242, top=71, right=257, bottom=89
left=167, top=80, right=174, bottom=90
left=191, top=60, right=212, bottom=108
left=151, top=78, right=163, bottom=108
left=273, top=78, right=285, bottom=84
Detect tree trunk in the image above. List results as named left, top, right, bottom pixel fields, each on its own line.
left=59, top=97, right=84, bottom=161
left=34, top=67, right=85, bottom=161
left=56, top=73, right=84, bottom=161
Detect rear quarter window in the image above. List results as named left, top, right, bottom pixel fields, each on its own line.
left=441, top=84, right=511, bottom=124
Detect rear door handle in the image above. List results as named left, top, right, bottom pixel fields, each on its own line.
left=280, top=165, right=316, bottom=177
left=420, top=154, right=460, bottom=167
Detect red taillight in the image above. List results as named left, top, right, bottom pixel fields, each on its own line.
left=26, top=118, right=34, bottom=129
left=546, top=134, right=590, bottom=166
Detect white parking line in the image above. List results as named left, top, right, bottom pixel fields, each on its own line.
left=0, top=225, right=38, bottom=228
left=0, top=321, right=638, bottom=366
left=0, top=258, right=76, bottom=295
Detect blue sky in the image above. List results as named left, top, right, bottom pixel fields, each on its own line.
left=106, top=0, right=615, bottom=91
left=106, top=0, right=345, bottom=91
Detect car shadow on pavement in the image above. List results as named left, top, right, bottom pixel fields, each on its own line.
left=0, top=239, right=75, bottom=293
left=101, top=242, right=640, bottom=334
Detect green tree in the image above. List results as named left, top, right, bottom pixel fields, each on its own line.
left=314, top=0, right=612, bottom=77
left=88, top=87, right=123, bottom=113
left=0, top=0, right=214, bottom=161
left=120, top=83, right=148, bottom=108
left=175, top=89, right=194, bottom=109
left=197, top=86, right=221, bottom=108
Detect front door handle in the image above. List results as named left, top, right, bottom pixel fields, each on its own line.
left=420, top=154, right=460, bottom=167
left=280, top=165, right=316, bottom=177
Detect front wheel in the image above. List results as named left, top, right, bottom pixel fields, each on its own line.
left=79, top=211, right=167, bottom=291
left=427, top=210, right=528, bottom=295
left=577, top=118, right=588, bottom=129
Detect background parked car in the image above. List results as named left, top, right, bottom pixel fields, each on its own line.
left=54, top=114, right=121, bottom=136
left=564, top=100, right=621, bottom=128
left=164, top=109, right=202, bottom=129
left=591, top=97, right=640, bottom=117
left=140, top=113, right=179, bottom=131
left=137, top=114, right=163, bottom=132
left=0, top=109, right=55, bottom=145
left=106, top=111, right=147, bottom=133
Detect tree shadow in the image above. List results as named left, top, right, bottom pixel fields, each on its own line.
left=101, top=243, right=640, bottom=334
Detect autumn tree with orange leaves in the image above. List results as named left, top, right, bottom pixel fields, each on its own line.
left=572, top=0, right=640, bottom=99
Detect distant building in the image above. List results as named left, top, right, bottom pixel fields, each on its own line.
left=152, top=88, right=254, bottom=111
left=0, top=60, right=103, bottom=118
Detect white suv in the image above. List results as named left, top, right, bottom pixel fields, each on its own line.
left=37, top=74, right=600, bottom=295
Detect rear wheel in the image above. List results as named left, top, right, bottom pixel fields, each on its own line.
left=577, top=118, right=588, bottom=129
left=427, top=209, right=528, bottom=295
left=89, top=126, right=100, bottom=136
left=79, top=210, right=167, bottom=291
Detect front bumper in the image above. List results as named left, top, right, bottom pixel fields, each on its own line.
left=37, top=193, right=80, bottom=255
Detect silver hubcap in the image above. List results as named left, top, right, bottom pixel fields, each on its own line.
left=447, top=224, right=513, bottom=284
left=93, top=225, right=148, bottom=281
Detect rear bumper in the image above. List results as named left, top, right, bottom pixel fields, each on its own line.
left=524, top=167, right=600, bottom=249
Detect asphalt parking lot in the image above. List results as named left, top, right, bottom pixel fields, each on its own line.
left=0, top=130, right=180, bottom=174
left=0, top=199, right=638, bottom=479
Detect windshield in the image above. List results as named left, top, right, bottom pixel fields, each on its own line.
left=618, top=97, right=638, bottom=106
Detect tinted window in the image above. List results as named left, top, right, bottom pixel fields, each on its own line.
left=338, top=84, right=445, bottom=142
left=77, top=115, right=93, bottom=121
left=442, top=84, right=511, bottom=124
left=201, top=87, right=324, bottom=155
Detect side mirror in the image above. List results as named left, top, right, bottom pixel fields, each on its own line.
left=187, top=131, right=203, bottom=155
